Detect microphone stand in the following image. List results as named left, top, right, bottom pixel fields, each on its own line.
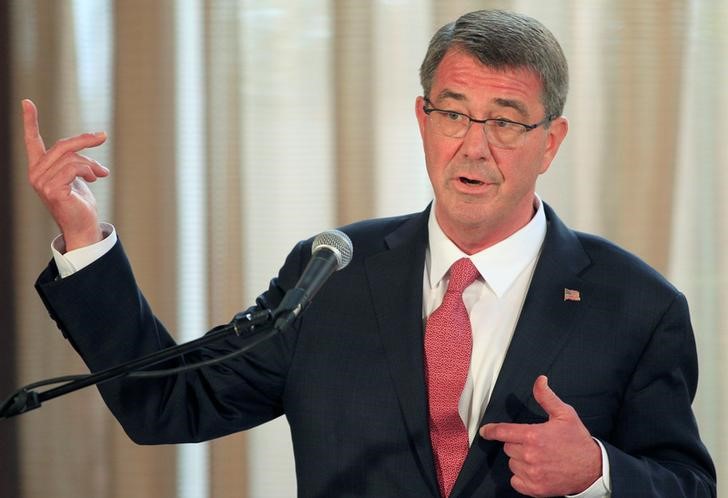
left=0, top=308, right=274, bottom=419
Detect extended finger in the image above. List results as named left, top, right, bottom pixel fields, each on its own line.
left=480, top=422, right=532, bottom=444
left=22, top=99, right=46, bottom=165
left=33, top=132, right=107, bottom=179
left=532, top=375, right=573, bottom=419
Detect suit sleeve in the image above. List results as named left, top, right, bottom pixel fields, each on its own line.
left=604, top=292, right=716, bottom=497
left=35, top=237, right=306, bottom=444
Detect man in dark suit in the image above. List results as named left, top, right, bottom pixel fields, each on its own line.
left=25, top=9, right=715, bottom=498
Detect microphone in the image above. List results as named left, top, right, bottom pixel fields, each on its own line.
left=273, top=230, right=353, bottom=331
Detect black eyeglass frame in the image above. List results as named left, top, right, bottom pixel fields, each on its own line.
left=422, top=97, right=555, bottom=136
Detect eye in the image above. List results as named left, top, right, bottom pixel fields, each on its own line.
left=492, top=119, right=513, bottom=128
left=442, top=111, right=464, bottom=122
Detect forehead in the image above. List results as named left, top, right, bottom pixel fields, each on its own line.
left=431, top=49, right=544, bottom=115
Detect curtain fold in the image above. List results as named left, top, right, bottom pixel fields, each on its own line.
left=204, top=1, right=248, bottom=496
left=107, top=4, right=180, bottom=498
left=669, top=0, right=728, bottom=479
left=11, top=3, right=113, bottom=498
left=7, top=1, right=726, bottom=496
left=0, top=0, right=19, bottom=496
left=333, top=1, right=376, bottom=225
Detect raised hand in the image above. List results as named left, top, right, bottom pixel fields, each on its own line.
left=480, top=375, right=602, bottom=497
left=23, top=99, right=110, bottom=251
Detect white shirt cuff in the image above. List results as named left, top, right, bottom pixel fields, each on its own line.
left=51, top=223, right=117, bottom=278
left=566, top=438, right=611, bottom=497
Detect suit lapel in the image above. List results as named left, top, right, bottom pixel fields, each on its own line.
left=452, top=204, right=592, bottom=496
left=364, top=208, right=440, bottom=497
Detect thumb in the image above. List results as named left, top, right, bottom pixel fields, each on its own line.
left=533, top=375, right=569, bottom=419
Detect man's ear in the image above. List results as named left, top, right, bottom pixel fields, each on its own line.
left=540, top=116, right=568, bottom=173
left=415, top=96, right=428, bottom=139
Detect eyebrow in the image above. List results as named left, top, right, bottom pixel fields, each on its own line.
left=433, top=90, right=530, bottom=119
left=435, top=89, right=468, bottom=102
left=492, top=98, right=529, bottom=119
left=434, top=89, right=467, bottom=102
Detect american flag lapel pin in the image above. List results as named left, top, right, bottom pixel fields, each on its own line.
left=564, top=288, right=581, bottom=302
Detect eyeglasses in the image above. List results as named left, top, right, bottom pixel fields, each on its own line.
left=422, top=97, right=554, bottom=149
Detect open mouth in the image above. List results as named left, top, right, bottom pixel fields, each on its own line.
left=459, top=176, right=484, bottom=185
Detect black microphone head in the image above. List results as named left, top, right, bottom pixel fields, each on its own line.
left=312, top=230, right=353, bottom=270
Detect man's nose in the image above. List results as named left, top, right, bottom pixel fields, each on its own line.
left=460, top=121, right=493, bottom=160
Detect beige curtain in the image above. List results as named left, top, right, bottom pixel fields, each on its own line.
left=8, top=1, right=726, bottom=496
left=669, top=0, right=728, bottom=477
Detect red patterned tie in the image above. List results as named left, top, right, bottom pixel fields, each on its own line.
left=425, top=257, right=479, bottom=498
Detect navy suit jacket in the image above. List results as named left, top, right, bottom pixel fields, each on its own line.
left=36, top=204, right=715, bottom=497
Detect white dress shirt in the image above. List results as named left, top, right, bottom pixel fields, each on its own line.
left=423, top=197, right=610, bottom=497
left=51, top=223, right=117, bottom=278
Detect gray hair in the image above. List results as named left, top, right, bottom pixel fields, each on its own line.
left=419, top=10, right=569, bottom=119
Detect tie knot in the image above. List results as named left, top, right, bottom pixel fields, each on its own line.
left=446, top=258, right=479, bottom=294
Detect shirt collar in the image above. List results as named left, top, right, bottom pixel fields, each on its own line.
left=426, top=195, right=547, bottom=297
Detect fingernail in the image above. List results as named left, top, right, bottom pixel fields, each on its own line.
left=94, top=131, right=107, bottom=138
